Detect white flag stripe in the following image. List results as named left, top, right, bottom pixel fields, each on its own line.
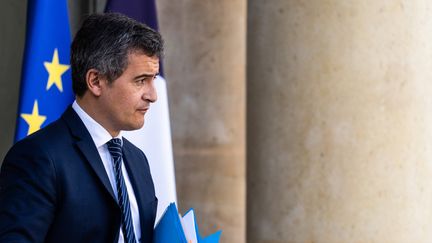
left=123, top=75, right=177, bottom=223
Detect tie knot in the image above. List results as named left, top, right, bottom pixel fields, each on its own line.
left=107, top=138, right=123, bottom=160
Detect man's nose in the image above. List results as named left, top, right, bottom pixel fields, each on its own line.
left=143, top=79, right=158, bottom=103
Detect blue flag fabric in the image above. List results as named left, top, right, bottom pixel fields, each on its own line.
left=15, top=0, right=73, bottom=141
left=105, top=0, right=159, bottom=30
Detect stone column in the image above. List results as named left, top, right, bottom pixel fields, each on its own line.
left=248, top=1, right=432, bottom=242
left=158, top=1, right=246, bottom=242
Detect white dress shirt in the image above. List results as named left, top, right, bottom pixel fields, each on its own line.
left=72, top=101, right=141, bottom=243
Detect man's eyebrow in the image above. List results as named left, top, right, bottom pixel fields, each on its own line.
left=134, top=73, right=159, bottom=79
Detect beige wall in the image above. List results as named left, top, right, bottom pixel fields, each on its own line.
left=157, top=1, right=246, bottom=242
left=248, top=1, right=432, bottom=242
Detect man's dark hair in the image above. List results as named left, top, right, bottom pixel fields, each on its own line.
left=71, top=13, right=164, bottom=97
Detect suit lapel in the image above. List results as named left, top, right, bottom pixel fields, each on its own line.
left=61, top=106, right=116, bottom=202
left=122, top=143, right=145, bottom=202
left=76, top=140, right=116, bottom=201
left=122, top=139, right=155, bottom=212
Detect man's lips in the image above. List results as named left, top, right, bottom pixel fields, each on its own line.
left=137, top=107, right=149, bottom=114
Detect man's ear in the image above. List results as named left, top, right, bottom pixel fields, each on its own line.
left=85, top=69, right=104, bottom=96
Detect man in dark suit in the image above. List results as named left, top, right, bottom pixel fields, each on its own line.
left=0, top=13, right=163, bottom=243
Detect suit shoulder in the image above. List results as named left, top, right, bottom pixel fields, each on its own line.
left=20, top=118, right=69, bottom=142
left=6, top=118, right=71, bottom=158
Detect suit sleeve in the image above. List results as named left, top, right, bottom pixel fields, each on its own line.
left=0, top=139, right=57, bottom=242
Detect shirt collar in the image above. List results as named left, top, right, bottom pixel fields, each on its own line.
left=72, top=100, right=122, bottom=148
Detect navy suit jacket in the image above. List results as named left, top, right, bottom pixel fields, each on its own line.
left=0, top=107, right=157, bottom=242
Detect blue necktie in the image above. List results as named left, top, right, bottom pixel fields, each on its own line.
left=107, top=138, right=137, bottom=243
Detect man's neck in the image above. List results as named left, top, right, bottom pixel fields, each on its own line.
left=75, top=97, right=120, bottom=137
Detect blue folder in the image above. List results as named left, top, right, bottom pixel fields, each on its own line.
left=153, top=203, right=221, bottom=243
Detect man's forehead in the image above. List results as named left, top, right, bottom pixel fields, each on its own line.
left=126, top=52, right=159, bottom=67
left=129, top=50, right=158, bottom=59
left=128, top=49, right=159, bottom=59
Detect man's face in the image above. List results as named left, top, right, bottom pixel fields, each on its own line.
left=99, top=52, right=159, bottom=135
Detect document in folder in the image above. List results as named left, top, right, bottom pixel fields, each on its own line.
left=153, top=203, right=222, bottom=243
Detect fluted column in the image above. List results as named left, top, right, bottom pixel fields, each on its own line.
left=158, top=1, right=246, bottom=242
left=248, top=1, right=432, bottom=242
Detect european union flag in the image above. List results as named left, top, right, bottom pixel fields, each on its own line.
left=15, top=0, right=73, bottom=141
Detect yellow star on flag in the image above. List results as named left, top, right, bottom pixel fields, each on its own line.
left=20, top=100, right=47, bottom=135
left=44, top=48, right=70, bottom=92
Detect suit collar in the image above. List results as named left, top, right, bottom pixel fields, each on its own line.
left=71, top=101, right=123, bottom=148
left=61, top=106, right=117, bottom=202
left=62, top=107, right=156, bottom=230
left=122, top=138, right=146, bottom=201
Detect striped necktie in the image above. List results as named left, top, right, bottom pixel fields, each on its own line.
left=107, top=138, right=137, bottom=243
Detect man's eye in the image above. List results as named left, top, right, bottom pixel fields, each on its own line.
left=136, top=78, right=147, bottom=84
left=135, top=76, right=156, bottom=85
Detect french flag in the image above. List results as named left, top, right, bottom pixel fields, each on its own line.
left=105, top=0, right=177, bottom=223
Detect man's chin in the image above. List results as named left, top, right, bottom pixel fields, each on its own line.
left=123, top=121, right=145, bottom=131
